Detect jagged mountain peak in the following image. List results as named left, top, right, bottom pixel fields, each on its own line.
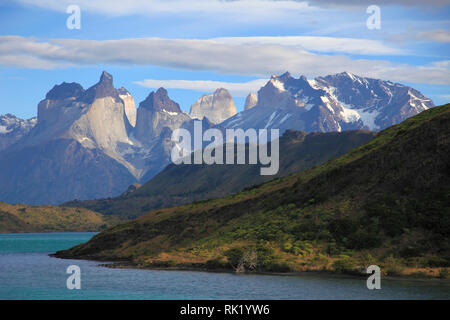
left=189, top=88, right=236, bottom=124
left=45, top=82, right=85, bottom=100
left=213, top=87, right=232, bottom=96
left=271, top=71, right=291, bottom=79
left=81, top=71, right=120, bottom=103
left=117, top=87, right=131, bottom=96
left=255, top=72, right=301, bottom=109
left=100, top=70, right=113, bottom=82
left=266, top=72, right=311, bottom=95
left=117, top=86, right=136, bottom=127
left=135, top=87, right=190, bottom=143
left=140, top=87, right=182, bottom=113
left=0, top=113, right=37, bottom=151
left=319, top=71, right=368, bottom=86
left=0, top=113, right=37, bottom=132
left=279, top=71, right=293, bottom=81
left=244, top=92, right=258, bottom=110
left=1, top=113, right=19, bottom=121
left=339, top=71, right=357, bottom=78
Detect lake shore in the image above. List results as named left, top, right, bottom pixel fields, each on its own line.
left=94, top=260, right=450, bottom=283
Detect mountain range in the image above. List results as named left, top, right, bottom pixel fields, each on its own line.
left=0, top=114, right=36, bottom=151
left=65, top=129, right=375, bottom=218
left=0, top=71, right=435, bottom=205
left=54, top=104, right=450, bottom=277
left=222, top=72, right=433, bottom=133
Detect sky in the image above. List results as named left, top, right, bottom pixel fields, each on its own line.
left=0, top=0, right=449, bottom=119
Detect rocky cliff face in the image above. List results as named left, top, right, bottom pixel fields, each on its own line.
left=0, top=72, right=138, bottom=204
left=244, top=93, right=258, bottom=110
left=256, top=73, right=300, bottom=109
left=134, top=87, right=191, bottom=142
left=0, top=139, right=137, bottom=204
left=32, top=72, right=135, bottom=174
left=0, top=114, right=36, bottom=151
left=0, top=72, right=188, bottom=204
left=118, top=87, right=137, bottom=127
left=189, top=88, right=237, bottom=124
left=221, top=72, right=434, bottom=133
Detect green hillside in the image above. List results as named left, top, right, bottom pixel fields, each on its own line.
left=65, top=130, right=375, bottom=218
left=55, top=104, right=450, bottom=278
left=0, top=202, right=119, bottom=233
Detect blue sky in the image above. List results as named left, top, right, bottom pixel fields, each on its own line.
left=0, top=0, right=449, bottom=119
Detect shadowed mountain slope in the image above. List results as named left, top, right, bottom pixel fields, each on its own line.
left=65, top=129, right=376, bottom=218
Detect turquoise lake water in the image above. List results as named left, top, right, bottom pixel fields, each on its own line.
left=0, top=232, right=449, bottom=300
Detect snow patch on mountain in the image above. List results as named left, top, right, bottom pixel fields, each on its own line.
left=0, top=114, right=37, bottom=150
left=0, top=126, right=12, bottom=134
left=270, top=79, right=286, bottom=92
left=162, top=109, right=179, bottom=116
left=339, top=104, right=361, bottom=123
left=279, top=113, right=291, bottom=124
left=220, top=72, right=434, bottom=134
left=264, top=111, right=278, bottom=129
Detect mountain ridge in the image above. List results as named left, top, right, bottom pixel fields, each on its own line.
left=0, top=201, right=119, bottom=233
left=221, top=71, right=434, bottom=134
left=65, top=129, right=376, bottom=218
left=189, top=88, right=237, bottom=124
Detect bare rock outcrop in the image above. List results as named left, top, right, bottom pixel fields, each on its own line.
left=244, top=93, right=258, bottom=110
left=118, top=87, right=137, bottom=127
left=134, top=87, right=191, bottom=142
left=189, top=88, right=236, bottom=124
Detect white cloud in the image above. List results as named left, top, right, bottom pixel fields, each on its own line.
left=429, top=60, right=450, bottom=68
left=390, top=29, right=450, bottom=44
left=134, top=79, right=267, bottom=96
left=213, top=36, right=403, bottom=55
left=16, top=0, right=315, bottom=18
left=17, top=0, right=448, bottom=17
left=308, top=0, right=449, bottom=7
left=437, top=94, right=450, bottom=100
left=418, top=30, right=450, bottom=43
left=0, top=36, right=449, bottom=85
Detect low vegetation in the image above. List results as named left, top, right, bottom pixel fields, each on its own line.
left=0, top=202, right=120, bottom=233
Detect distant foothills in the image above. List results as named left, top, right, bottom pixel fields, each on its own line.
left=0, top=71, right=433, bottom=205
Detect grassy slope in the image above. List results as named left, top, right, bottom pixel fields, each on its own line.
left=0, top=202, right=120, bottom=233
left=65, top=130, right=375, bottom=218
left=55, top=104, right=450, bottom=278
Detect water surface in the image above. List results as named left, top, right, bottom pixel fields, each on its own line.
left=0, top=232, right=448, bottom=299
